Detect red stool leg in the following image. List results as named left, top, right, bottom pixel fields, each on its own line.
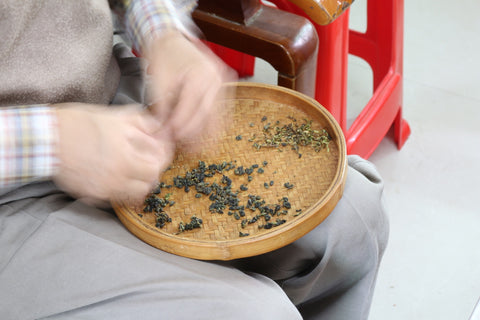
left=272, top=0, right=349, bottom=131
left=394, top=107, right=411, bottom=150
left=347, top=0, right=410, bottom=157
left=313, top=12, right=349, bottom=132
left=265, top=0, right=411, bottom=158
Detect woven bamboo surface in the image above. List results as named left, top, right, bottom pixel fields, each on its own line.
left=113, top=83, right=347, bottom=260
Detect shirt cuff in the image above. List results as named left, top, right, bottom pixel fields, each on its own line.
left=0, top=106, right=59, bottom=189
left=125, top=0, right=199, bottom=55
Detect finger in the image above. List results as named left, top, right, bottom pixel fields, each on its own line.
left=122, top=137, right=173, bottom=181
left=150, top=89, right=179, bottom=124
left=146, top=69, right=183, bottom=125
left=114, top=178, right=156, bottom=205
left=124, top=111, right=173, bottom=152
left=169, top=75, right=222, bottom=141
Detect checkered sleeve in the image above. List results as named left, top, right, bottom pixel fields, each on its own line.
left=0, top=106, right=58, bottom=189
left=123, top=0, right=198, bottom=54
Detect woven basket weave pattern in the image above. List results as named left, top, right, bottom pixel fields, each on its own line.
left=114, top=83, right=346, bottom=260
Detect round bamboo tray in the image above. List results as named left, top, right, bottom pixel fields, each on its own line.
left=113, top=82, right=347, bottom=261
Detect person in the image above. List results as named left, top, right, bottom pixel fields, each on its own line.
left=0, top=0, right=389, bottom=319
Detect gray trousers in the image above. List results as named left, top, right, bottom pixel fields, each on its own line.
left=0, top=46, right=389, bottom=320
left=0, top=158, right=388, bottom=320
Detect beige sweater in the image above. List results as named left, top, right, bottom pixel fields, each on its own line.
left=0, top=0, right=120, bottom=106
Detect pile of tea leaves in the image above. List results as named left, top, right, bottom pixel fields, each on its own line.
left=141, top=116, right=331, bottom=237
left=250, top=116, right=332, bottom=157
left=141, top=160, right=297, bottom=236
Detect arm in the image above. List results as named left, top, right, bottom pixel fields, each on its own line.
left=0, top=106, right=57, bottom=189
left=109, top=0, right=198, bottom=54
left=0, top=1, right=195, bottom=198
left=0, top=104, right=174, bottom=206
left=1, top=0, right=232, bottom=205
left=114, top=0, right=236, bottom=142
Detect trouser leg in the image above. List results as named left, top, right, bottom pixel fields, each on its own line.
left=232, top=155, right=389, bottom=320
left=0, top=157, right=386, bottom=320
left=0, top=192, right=301, bottom=320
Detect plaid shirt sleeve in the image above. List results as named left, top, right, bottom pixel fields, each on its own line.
left=0, top=106, right=58, bottom=189
left=1, top=1, right=195, bottom=189
left=110, top=0, right=198, bottom=54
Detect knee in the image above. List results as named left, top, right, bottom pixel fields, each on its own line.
left=326, top=156, right=389, bottom=279
left=345, top=155, right=389, bottom=257
left=199, top=274, right=302, bottom=319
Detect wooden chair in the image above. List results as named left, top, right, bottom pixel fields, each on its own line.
left=192, top=0, right=319, bottom=98
left=195, top=0, right=411, bottom=158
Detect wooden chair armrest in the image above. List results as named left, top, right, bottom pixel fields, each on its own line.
left=284, top=0, right=354, bottom=25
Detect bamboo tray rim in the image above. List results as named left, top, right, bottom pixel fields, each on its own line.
left=113, top=82, right=347, bottom=260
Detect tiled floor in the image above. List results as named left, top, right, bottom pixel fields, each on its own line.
left=246, top=1, right=480, bottom=319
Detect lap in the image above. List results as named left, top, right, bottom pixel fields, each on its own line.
left=0, top=155, right=387, bottom=320
left=0, top=196, right=301, bottom=319
left=231, top=155, right=389, bottom=304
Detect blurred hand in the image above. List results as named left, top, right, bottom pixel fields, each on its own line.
left=145, top=31, right=237, bottom=144
left=53, top=104, right=175, bottom=206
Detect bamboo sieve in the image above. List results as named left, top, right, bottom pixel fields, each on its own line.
left=113, top=82, right=347, bottom=260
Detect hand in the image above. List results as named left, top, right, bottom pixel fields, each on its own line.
left=145, top=31, right=237, bottom=144
left=53, top=104, right=175, bottom=206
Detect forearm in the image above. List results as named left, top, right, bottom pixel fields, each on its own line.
left=110, top=0, right=235, bottom=146
left=0, top=106, right=58, bottom=189
left=110, top=0, right=199, bottom=55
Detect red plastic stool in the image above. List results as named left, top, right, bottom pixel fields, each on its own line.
left=214, top=0, right=411, bottom=158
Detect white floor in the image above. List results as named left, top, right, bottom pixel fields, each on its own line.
left=246, top=1, right=480, bottom=319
